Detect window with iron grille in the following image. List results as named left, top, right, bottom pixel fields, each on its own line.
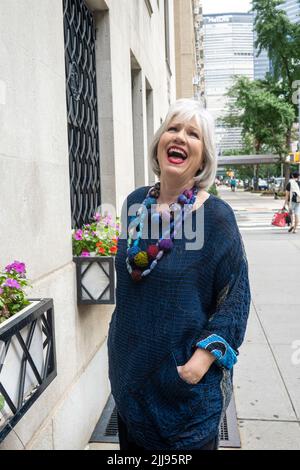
left=63, top=0, right=101, bottom=228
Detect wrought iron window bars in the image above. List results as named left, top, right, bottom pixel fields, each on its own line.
left=63, top=0, right=101, bottom=228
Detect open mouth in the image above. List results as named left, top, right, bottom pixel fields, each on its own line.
left=167, top=146, right=188, bottom=165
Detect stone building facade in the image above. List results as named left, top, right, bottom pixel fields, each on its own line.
left=0, top=0, right=175, bottom=449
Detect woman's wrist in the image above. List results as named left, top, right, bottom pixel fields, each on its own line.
left=178, top=348, right=216, bottom=384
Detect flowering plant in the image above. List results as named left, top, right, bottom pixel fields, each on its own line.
left=72, top=213, right=120, bottom=257
left=0, top=261, right=31, bottom=324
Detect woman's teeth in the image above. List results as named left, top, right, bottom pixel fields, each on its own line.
left=167, top=148, right=187, bottom=164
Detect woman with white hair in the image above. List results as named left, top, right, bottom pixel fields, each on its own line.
left=107, top=99, right=251, bottom=450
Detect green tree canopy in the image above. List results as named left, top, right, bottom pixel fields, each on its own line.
left=252, top=0, right=300, bottom=103
left=223, top=76, right=295, bottom=157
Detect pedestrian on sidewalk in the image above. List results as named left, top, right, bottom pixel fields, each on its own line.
left=283, top=171, right=300, bottom=234
left=230, top=176, right=237, bottom=192
left=107, top=99, right=251, bottom=451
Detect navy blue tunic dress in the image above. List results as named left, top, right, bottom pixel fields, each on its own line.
left=107, top=186, right=251, bottom=450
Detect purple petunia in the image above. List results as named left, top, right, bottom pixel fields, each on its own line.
left=81, top=250, right=90, bottom=257
left=3, top=278, right=21, bottom=289
left=5, top=261, right=26, bottom=274
left=93, top=213, right=101, bottom=222
left=74, top=229, right=83, bottom=241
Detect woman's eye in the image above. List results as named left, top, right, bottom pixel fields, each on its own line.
left=190, top=132, right=199, bottom=138
left=168, top=127, right=177, bottom=132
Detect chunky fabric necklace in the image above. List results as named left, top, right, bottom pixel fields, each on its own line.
left=126, top=182, right=198, bottom=282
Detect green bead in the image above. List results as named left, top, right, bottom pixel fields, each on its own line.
left=134, top=251, right=149, bottom=268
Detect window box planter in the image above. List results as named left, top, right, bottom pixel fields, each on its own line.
left=73, top=256, right=115, bottom=305
left=0, top=298, right=56, bottom=443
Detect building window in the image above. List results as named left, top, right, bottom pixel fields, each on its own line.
left=63, top=0, right=101, bottom=228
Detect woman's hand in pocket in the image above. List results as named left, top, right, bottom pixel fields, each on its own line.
left=177, top=348, right=216, bottom=384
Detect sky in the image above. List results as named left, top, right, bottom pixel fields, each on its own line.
left=202, top=0, right=252, bottom=15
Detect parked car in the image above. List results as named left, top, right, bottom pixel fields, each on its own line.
left=258, top=178, right=268, bottom=190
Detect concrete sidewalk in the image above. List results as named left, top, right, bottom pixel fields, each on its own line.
left=221, top=187, right=300, bottom=450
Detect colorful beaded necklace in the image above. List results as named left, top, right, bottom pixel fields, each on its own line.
left=126, top=182, right=198, bottom=282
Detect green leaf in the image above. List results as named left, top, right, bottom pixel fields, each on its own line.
left=0, top=395, right=4, bottom=412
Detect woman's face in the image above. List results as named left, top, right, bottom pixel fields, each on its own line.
left=157, top=117, right=204, bottom=183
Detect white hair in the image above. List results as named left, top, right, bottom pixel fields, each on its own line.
left=149, top=99, right=217, bottom=190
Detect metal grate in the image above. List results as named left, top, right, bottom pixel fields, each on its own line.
left=219, top=393, right=241, bottom=448
left=105, top=405, right=118, bottom=437
left=90, top=394, right=119, bottom=443
left=220, top=413, right=229, bottom=441
left=90, top=394, right=241, bottom=448
left=63, top=0, right=101, bottom=228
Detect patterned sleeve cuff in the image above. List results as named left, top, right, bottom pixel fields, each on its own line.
left=196, top=333, right=238, bottom=369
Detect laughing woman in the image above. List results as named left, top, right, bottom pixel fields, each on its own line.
left=107, top=99, right=251, bottom=450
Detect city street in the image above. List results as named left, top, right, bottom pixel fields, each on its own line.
left=220, top=186, right=300, bottom=450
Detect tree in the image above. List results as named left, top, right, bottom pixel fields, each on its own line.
left=252, top=0, right=300, bottom=98
left=223, top=76, right=295, bottom=189
left=252, top=0, right=300, bottom=181
left=224, top=76, right=295, bottom=157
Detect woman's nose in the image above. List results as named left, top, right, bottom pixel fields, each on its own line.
left=174, top=128, right=186, bottom=143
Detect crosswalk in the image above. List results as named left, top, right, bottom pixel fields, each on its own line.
left=234, top=209, right=290, bottom=232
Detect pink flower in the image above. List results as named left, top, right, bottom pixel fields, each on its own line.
left=5, top=261, right=26, bottom=274
left=93, top=213, right=101, bottom=222
left=3, top=278, right=21, bottom=289
left=81, top=250, right=90, bottom=257
left=74, top=229, right=83, bottom=240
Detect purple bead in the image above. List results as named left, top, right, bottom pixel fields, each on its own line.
left=183, top=189, right=193, bottom=200
left=159, top=239, right=174, bottom=251
left=177, top=194, right=188, bottom=205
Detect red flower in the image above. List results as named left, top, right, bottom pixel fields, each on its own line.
left=109, top=246, right=117, bottom=254
left=98, top=247, right=106, bottom=255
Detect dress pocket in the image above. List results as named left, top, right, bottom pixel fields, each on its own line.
left=131, top=350, right=212, bottom=442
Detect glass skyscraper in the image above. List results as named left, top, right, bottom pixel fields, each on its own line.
left=203, top=13, right=254, bottom=151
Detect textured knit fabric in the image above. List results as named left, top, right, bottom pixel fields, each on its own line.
left=107, top=186, right=251, bottom=450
